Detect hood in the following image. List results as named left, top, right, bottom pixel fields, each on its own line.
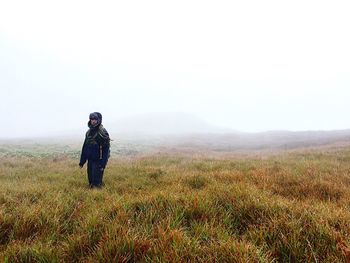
left=88, top=112, right=102, bottom=129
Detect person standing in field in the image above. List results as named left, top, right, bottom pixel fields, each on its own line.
left=79, top=112, right=110, bottom=188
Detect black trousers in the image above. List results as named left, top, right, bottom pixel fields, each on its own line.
left=87, top=160, right=104, bottom=187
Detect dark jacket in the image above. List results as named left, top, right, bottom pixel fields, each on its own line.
left=79, top=122, right=110, bottom=169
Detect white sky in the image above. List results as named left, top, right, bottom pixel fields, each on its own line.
left=0, top=0, right=349, bottom=137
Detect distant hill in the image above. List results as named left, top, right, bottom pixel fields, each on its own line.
left=1, top=111, right=349, bottom=154
left=108, top=112, right=233, bottom=135
left=152, top=129, right=350, bottom=152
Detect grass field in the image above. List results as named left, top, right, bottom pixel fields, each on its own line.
left=1, top=144, right=350, bottom=262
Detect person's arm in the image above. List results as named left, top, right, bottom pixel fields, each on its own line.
left=100, top=145, right=110, bottom=169
left=79, top=137, right=88, bottom=167
left=97, top=127, right=110, bottom=169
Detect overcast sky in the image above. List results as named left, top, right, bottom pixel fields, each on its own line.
left=0, top=0, right=349, bottom=138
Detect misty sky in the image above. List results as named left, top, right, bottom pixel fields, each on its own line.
left=0, top=0, right=349, bottom=138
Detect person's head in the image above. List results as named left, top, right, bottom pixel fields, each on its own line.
left=89, top=112, right=102, bottom=127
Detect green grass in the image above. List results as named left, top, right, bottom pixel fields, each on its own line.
left=1, top=147, right=350, bottom=262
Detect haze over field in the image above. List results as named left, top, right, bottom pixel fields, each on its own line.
left=1, top=0, right=350, bottom=138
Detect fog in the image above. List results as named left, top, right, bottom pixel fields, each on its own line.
left=1, top=0, right=349, bottom=138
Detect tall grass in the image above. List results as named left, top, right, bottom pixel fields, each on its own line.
left=1, top=148, right=350, bottom=262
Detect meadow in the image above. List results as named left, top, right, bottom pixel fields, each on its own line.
left=1, top=143, right=350, bottom=262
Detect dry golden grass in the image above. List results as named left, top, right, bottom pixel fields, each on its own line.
left=1, top=147, right=350, bottom=262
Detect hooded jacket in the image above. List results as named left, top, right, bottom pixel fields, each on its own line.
left=79, top=113, right=110, bottom=168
